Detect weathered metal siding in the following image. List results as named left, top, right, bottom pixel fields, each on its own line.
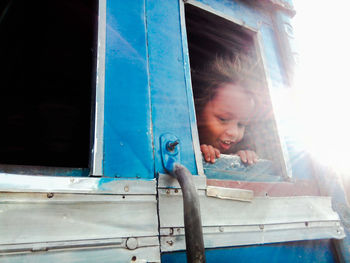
left=103, top=0, right=154, bottom=179
left=146, top=0, right=199, bottom=175
left=0, top=179, right=160, bottom=262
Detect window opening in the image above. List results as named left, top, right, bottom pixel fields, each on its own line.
left=185, top=4, right=287, bottom=181
left=0, top=0, right=98, bottom=169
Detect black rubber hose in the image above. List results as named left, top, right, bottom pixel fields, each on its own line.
left=170, top=163, right=206, bottom=263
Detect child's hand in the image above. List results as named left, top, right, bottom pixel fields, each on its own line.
left=200, top=144, right=220, bottom=163
left=236, top=150, right=258, bottom=165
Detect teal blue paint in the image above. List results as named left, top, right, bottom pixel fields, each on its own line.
left=197, top=0, right=271, bottom=29
left=284, top=137, right=314, bottom=180
left=0, top=166, right=89, bottom=177
left=260, top=25, right=287, bottom=87
left=313, top=163, right=350, bottom=262
left=203, top=157, right=282, bottom=182
left=162, top=240, right=336, bottom=263
left=146, top=0, right=197, bottom=175
left=56, top=168, right=90, bottom=177
left=104, top=0, right=154, bottom=179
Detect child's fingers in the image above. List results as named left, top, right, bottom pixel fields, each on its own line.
left=247, top=151, right=258, bottom=163
left=214, top=148, right=220, bottom=158
left=207, top=145, right=216, bottom=163
left=238, top=150, right=258, bottom=165
left=200, top=144, right=220, bottom=163
left=246, top=151, right=256, bottom=164
left=200, top=144, right=211, bottom=162
left=252, top=152, right=259, bottom=163
left=201, top=144, right=215, bottom=163
left=237, top=150, right=247, bottom=163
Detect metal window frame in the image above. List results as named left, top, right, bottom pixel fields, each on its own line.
left=91, top=0, right=106, bottom=176
left=178, top=0, right=292, bottom=180
left=0, top=0, right=106, bottom=179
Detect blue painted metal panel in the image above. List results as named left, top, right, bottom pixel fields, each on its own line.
left=162, top=240, right=336, bottom=263
left=259, top=25, right=287, bottom=87
left=203, top=156, right=283, bottom=181
left=194, top=0, right=287, bottom=87
left=146, top=0, right=197, bottom=175
left=197, top=0, right=271, bottom=29
left=313, top=162, right=350, bottom=262
left=285, top=137, right=314, bottom=180
left=104, top=0, right=154, bottom=179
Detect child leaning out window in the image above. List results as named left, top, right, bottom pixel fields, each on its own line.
left=192, top=54, right=259, bottom=165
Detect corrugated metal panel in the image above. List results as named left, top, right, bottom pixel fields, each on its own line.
left=0, top=174, right=156, bottom=194
left=0, top=192, right=158, bottom=245
left=159, top=188, right=344, bottom=250
left=0, top=245, right=160, bottom=263
left=103, top=0, right=154, bottom=179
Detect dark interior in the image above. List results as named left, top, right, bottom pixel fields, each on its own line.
left=185, top=4, right=255, bottom=72
left=185, top=4, right=284, bottom=170
left=0, top=0, right=98, bottom=168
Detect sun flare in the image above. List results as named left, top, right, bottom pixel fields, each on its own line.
left=290, top=1, right=350, bottom=173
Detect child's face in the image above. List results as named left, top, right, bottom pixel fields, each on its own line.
left=197, top=83, right=255, bottom=153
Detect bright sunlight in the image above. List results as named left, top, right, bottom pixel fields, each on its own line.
left=288, top=1, right=350, bottom=173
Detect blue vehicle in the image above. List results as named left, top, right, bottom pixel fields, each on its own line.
left=0, top=0, right=349, bottom=262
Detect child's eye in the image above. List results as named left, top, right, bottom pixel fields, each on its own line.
left=217, top=116, right=230, bottom=123
left=238, top=122, right=246, bottom=128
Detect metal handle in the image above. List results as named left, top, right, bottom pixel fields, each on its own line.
left=168, top=163, right=206, bottom=263
left=160, top=134, right=206, bottom=262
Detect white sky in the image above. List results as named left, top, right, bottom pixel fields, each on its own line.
left=289, top=1, right=350, bottom=172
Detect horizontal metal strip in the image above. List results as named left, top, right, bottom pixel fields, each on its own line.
left=185, top=0, right=260, bottom=32
left=160, top=222, right=344, bottom=252
left=160, top=221, right=343, bottom=236
left=0, top=174, right=156, bottom=194
left=159, top=195, right=341, bottom=227
left=158, top=188, right=206, bottom=196
left=207, top=179, right=321, bottom=197
left=0, top=236, right=159, bottom=253
left=158, top=173, right=206, bottom=190
left=0, top=194, right=158, bottom=245
left=0, top=192, right=156, bottom=203
left=0, top=245, right=160, bottom=263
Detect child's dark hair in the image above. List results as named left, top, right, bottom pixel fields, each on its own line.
left=191, top=53, right=260, bottom=113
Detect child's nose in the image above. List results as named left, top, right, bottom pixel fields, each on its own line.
left=225, top=124, right=239, bottom=139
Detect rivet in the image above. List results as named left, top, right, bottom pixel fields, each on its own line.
left=219, top=226, right=224, bottom=232
left=166, top=140, right=179, bottom=152
left=166, top=189, right=170, bottom=195
left=126, top=237, right=138, bottom=250
left=174, top=189, right=179, bottom=193
left=124, top=185, right=129, bottom=192
left=166, top=240, right=174, bottom=246
left=259, top=224, right=264, bottom=230
left=47, top=193, right=54, bottom=198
